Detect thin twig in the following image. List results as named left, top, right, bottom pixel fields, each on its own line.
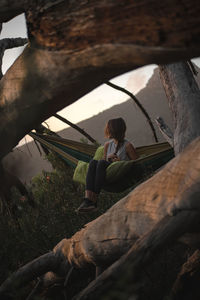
left=33, top=140, right=43, bottom=156
left=24, top=136, right=32, bottom=157
left=26, top=278, right=42, bottom=300
left=54, top=113, right=98, bottom=145
left=187, top=60, right=198, bottom=76
left=64, top=266, right=74, bottom=287
left=106, top=81, right=158, bottom=142
left=64, top=266, right=74, bottom=300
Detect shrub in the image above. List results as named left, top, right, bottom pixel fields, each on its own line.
left=0, top=152, right=129, bottom=299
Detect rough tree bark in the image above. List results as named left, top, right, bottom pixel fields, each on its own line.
left=0, top=35, right=29, bottom=212
left=0, top=62, right=200, bottom=298
left=159, top=62, right=200, bottom=155
left=54, top=114, right=98, bottom=145
left=0, top=137, right=200, bottom=299
left=0, top=37, right=28, bottom=79
left=0, top=0, right=200, bottom=159
left=106, top=81, right=158, bottom=142
left=0, top=1, right=200, bottom=299
left=171, top=249, right=200, bottom=300
left=0, top=0, right=64, bottom=23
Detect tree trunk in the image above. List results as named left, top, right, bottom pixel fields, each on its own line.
left=171, top=249, right=200, bottom=300
left=1, top=137, right=200, bottom=298
left=159, top=62, right=200, bottom=155
left=0, top=0, right=200, bottom=159
left=0, top=1, right=200, bottom=298
left=0, top=38, right=28, bottom=79
left=72, top=210, right=200, bottom=300
left=155, top=116, right=173, bottom=146
left=0, top=0, right=63, bottom=23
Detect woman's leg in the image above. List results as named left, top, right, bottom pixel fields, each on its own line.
left=85, top=159, right=98, bottom=200
left=94, top=160, right=110, bottom=194
left=77, top=160, right=109, bottom=212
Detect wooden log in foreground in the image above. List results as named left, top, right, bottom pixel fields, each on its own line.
left=171, top=250, right=200, bottom=300
left=0, top=137, right=200, bottom=297
left=73, top=210, right=200, bottom=300
left=54, top=137, right=200, bottom=268
left=0, top=0, right=200, bottom=158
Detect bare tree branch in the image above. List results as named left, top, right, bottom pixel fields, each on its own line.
left=187, top=60, right=198, bottom=76
left=106, top=81, right=159, bottom=142
left=155, top=116, right=173, bottom=146
left=0, top=37, right=28, bottom=79
left=159, top=62, right=200, bottom=154
left=0, top=250, right=69, bottom=298
left=72, top=210, right=200, bottom=300
left=0, top=1, right=200, bottom=158
left=1, top=137, right=200, bottom=297
left=171, top=249, right=200, bottom=300
left=0, top=0, right=64, bottom=23
left=54, top=113, right=98, bottom=145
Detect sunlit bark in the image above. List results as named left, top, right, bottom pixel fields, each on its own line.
left=0, top=0, right=200, bottom=158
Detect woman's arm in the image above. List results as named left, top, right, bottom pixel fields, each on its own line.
left=126, top=142, right=138, bottom=160
left=103, top=142, right=109, bottom=160
left=104, top=142, right=120, bottom=162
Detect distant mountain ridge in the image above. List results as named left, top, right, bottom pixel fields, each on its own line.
left=3, top=66, right=200, bottom=183
left=58, top=67, right=172, bottom=146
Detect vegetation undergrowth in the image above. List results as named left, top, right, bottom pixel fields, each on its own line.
left=0, top=151, right=131, bottom=299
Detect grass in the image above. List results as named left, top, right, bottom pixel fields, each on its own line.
left=0, top=152, right=130, bottom=299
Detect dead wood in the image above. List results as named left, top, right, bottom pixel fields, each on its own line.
left=0, top=0, right=64, bottom=23
left=0, top=250, right=69, bottom=298
left=159, top=62, right=200, bottom=154
left=171, top=249, right=200, bottom=300
left=0, top=37, right=28, bottom=79
left=106, top=81, right=158, bottom=142
left=1, top=137, right=200, bottom=297
left=54, top=114, right=98, bottom=145
left=0, top=163, right=34, bottom=213
left=0, top=1, right=200, bottom=298
left=155, top=116, right=173, bottom=146
left=187, top=60, right=198, bottom=76
left=0, top=1, right=200, bottom=159
left=72, top=210, right=200, bottom=300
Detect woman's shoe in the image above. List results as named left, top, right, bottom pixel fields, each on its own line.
left=76, top=198, right=97, bottom=213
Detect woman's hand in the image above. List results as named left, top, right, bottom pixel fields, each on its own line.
left=107, top=153, right=120, bottom=162
left=112, top=156, right=120, bottom=162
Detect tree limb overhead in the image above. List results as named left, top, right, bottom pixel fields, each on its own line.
left=0, top=1, right=200, bottom=158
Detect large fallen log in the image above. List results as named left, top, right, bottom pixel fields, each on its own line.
left=159, top=63, right=200, bottom=154
left=0, top=137, right=200, bottom=297
left=0, top=1, right=200, bottom=298
left=73, top=210, right=200, bottom=300
left=171, top=249, right=200, bottom=300
left=0, top=0, right=200, bottom=159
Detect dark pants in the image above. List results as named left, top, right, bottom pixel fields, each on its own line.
left=86, top=159, right=111, bottom=194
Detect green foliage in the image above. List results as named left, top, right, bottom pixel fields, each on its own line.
left=0, top=152, right=129, bottom=299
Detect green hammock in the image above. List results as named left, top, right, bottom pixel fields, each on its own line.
left=29, top=132, right=174, bottom=193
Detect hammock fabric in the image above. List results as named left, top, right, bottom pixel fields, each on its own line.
left=29, top=132, right=174, bottom=193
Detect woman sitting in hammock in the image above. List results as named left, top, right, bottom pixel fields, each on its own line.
left=77, top=117, right=138, bottom=212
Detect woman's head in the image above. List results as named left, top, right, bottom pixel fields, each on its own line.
left=104, top=118, right=126, bottom=141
